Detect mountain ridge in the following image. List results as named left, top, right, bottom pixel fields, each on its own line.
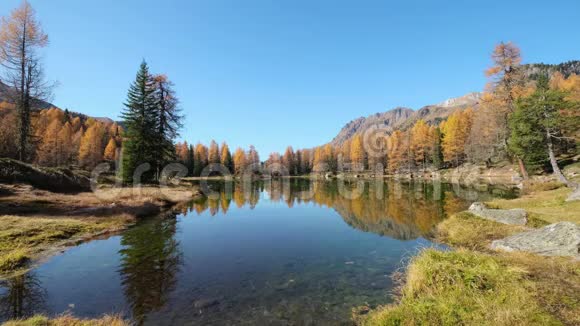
left=329, top=60, right=580, bottom=147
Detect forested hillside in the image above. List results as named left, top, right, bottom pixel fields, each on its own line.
left=262, top=48, right=579, bottom=180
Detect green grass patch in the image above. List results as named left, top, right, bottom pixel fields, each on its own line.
left=359, top=249, right=561, bottom=326
left=436, top=212, right=528, bottom=251
left=0, top=248, right=30, bottom=272
left=0, top=215, right=131, bottom=274
left=486, top=187, right=580, bottom=224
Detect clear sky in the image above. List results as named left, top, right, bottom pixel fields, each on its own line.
left=1, top=0, right=579, bottom=156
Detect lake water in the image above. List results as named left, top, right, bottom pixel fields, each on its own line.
left=0, top=180, right=516, bottom=325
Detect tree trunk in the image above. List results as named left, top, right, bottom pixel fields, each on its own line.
left=547, top=133, right=573, bottom=188
left=516, top=156, right=529, bottom=180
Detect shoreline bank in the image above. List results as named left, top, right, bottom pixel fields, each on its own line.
left=0, top=183, right=203, bottom=278
left=359, top=185, right=580, bottom=325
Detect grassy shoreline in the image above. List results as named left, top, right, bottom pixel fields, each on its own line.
left=360, top=186, right=580, bottom=325
left=0, top=183, right=202, bottom=277
left=3, top=314, right=129, bottom=326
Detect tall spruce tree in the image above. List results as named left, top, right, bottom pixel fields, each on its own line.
left=121, top=61, right=158, bottom=184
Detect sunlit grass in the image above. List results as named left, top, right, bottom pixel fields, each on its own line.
left=486, top=187, right=580, bottom=224
left=360, top=249, right=561, bottom=326
left=437, top=212, right=528, bottom=250
left=3, top=313, right=129, bottom=326
left=361, top=186, right=580, bottom=325
left=0, top=215, right=133, bottom=274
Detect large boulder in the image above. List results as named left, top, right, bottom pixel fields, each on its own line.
left=468, top=202, right=528, bottom=225
left=491, top=222, right=580, bottom=258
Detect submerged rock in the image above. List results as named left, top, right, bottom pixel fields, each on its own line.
left=468, top=202, right=528, bottom=225
left=491, top=222, right=580, bottom=258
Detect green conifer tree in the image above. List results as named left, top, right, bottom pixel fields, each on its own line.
left=121, top=61, right=158, bottom=184
left=509, top=76, right=578, bottom=187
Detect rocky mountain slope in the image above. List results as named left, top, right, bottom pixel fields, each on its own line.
left=330, top=61, right=580, bottom=147
left=330, top=92, right=481, bottom=146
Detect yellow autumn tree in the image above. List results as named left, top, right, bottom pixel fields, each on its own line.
left=36, top=119, right=62, bottom=166
left=441, top=109, right=473, bottom=166
left=233, top=147, right=247, bottom=175
left=551, top=72, right=580, bottom=101
left=175, top=141, right=189, bottom=162
left=410, top=119, right=433, bottom=171
left=350, top=134, right=365, bottom=171
left=340, top=139, right=352, bottom=170
left=323, top=144, right=336, bottom=172
left=208, top=140, right=220, bottom=164
left=57, top=121, right=73, bottom=165
left=104, top=138, right=118, bottom=161
left=0, top=109, right=18, bottom=158
left=0, top=0, right=49, bottom=161
left=387, top=130, right=410, bottom=173
left=78, top=123, right=104, bottom=169
left=312, top=147, right=325, bottom=172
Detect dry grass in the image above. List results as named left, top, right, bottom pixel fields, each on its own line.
left=437, top=212, right=528, bottom=251
left=361, top=186, right=580, bottom=325
left=0, top=183, right=201, bottom=275
left=3, top=313, right=129, bottom=326
left=0, top=215, right=133, bottom=273
left=360, top=249, right=561, bottom=326
left=486, top=187, right=580, bottom=224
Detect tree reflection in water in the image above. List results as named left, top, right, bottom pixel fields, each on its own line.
left=0, top=272, right=46, bottom=321
left=118, top=216, right=182, bottom=325
left=185, top=179, right=516, bottom=240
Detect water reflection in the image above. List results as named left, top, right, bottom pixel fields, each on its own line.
left=184, top=179, right=514, bottom=240
left=0, top=272, right=46, bottom=321
left=118, top=217, right=182, bottom=325
left=0, top=180, right=517, bottom=325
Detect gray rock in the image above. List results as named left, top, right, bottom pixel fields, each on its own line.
left=491, top=222, right=580, bottom=257
left=468, top=202, right=528, bottom=225
left=566, top=187, right=580, bottom=202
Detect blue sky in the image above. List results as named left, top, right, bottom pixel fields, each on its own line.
left=1, top=0, right=579, bottom=156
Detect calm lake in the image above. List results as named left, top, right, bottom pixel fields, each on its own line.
left=0, top=180, right=516, bottom=325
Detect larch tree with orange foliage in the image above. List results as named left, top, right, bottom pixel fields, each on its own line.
left=57, top=122, right=73, bottom=165
left=233, top=147, right=247, bottom=175
left=312, top=147, right=325, bottom=172
left=78, top=123, right=104, bottom=169
left=104, top=138, right=118, bottom=162
left=36, top=119, right=62, bottom=166
left=484, top=42, right=530, bottom=178
left=282, top=146, right=296, bottom=175
left=194, top=143, right=209, bottom=176
left=441, top=109, right=473, bottom=166
left=0, top=109, right=18, bottom=158
left=350, top=134, right=366, bottom=172
left=0, top=1, right=52, bottom=161
left=323, top=144, right=337, bottom=172
left=208, top=140, right=220, bottom=164
left=220, top=142, right=233, bottom=173
left=410, top=119, right=433, bottom=172
left=387, top=130, right=410, bottom=173
left=339, top=139, right=352, bottom=171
